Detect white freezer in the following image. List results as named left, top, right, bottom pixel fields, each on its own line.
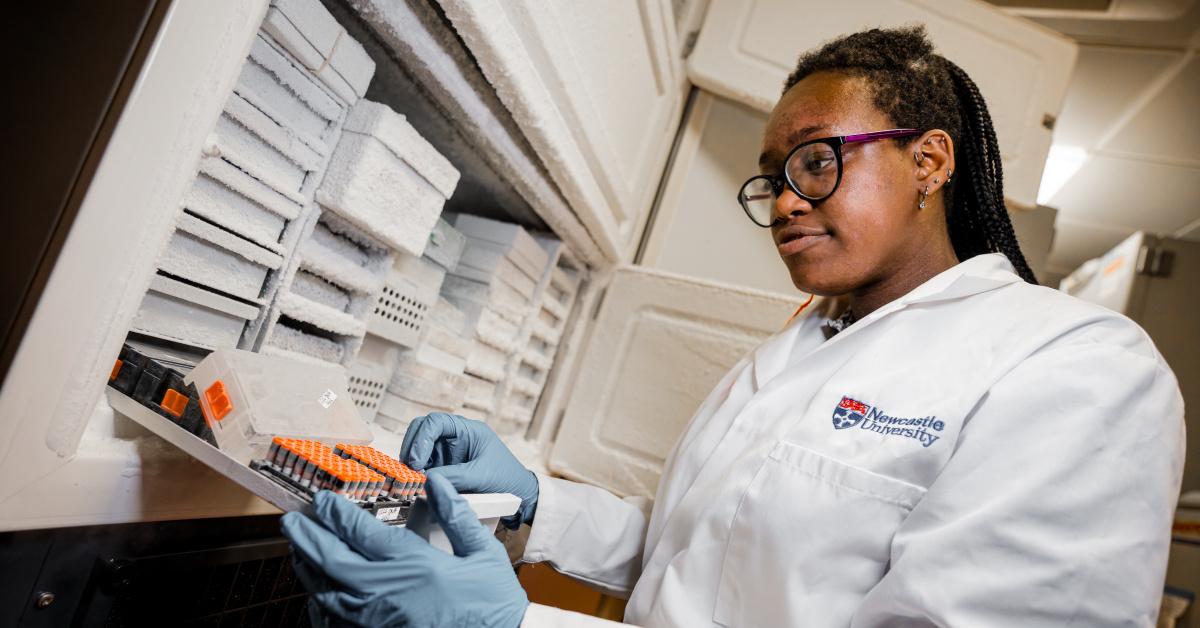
left=0, top=0, right=1077, bottom=530
left=1061, top=231, right=1200, bottom=493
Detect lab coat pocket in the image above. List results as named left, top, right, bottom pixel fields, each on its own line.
left=713, top=441, right=925, bottom=628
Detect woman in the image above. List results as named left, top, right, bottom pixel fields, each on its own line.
left=282, top=26, right=1184, bottom=627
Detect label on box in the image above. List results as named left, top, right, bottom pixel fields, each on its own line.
left=376, top=506, right=402, bottom=522
left=317, top=389, right=337, bottom=408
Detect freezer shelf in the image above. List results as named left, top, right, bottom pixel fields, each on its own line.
left=107, top=387, right=312, bottom=515
left=105, top=387, right=521, bottom=529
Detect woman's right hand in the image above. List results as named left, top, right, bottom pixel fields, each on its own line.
left=400, top=412, right=539, bottom=530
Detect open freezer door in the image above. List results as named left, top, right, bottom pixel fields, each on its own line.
left=436, top=0, right=689, bottom=262
left=548, top=266, right=806, bottom=498
left=686, top=0, right=1078, bottom=208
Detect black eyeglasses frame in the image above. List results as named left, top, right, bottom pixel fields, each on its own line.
left=737, top=128, right=923, bottom=228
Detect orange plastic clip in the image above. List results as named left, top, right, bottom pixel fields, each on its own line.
left=205, top=381, right=233, bottom=421
left=110, top=359, right=123, bottom=380
left=160, top=389, right=188, bottom=418
left=782, top=294, right=815, bottom=330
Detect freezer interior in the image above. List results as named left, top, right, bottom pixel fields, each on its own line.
left=0, top=0, right=1084, bottom=624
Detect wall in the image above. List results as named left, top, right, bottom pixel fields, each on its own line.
left=640, top=91, right=802, bottom=298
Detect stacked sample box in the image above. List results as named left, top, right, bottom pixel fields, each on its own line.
left=254, top=99, right=460, bottom=370
left=260, top=0, right=376, bottom=105
left=254, top=209, right=392, bottom=366
left=439, top=214, right=558, bottom=426
left=496, top=249, right=583, bottom=432
left=132, top=4, right=370, bottom=352
left=372, top=225, right=477, bottom=434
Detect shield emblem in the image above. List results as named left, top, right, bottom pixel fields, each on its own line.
left=832, top=396, right=867, bottom=430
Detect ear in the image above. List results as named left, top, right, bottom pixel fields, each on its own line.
left=913, top=130, right=955, bottom=196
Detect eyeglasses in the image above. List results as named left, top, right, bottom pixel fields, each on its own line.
left=737, top=128, right=923, bottom=227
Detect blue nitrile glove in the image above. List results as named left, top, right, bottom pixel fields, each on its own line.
left=281, top=476, right=529, bottom=628
left=400, top=412, right=538, bottom=529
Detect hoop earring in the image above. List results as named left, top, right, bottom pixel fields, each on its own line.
left=919, top=187, right=930, bottom=209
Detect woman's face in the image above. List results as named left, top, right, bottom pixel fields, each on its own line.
left=762, top=72, right=931, bottom=297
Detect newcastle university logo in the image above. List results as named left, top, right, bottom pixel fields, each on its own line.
left=831, top=396, right=946, bottom=447
left=832, top=397, right=868, bottom=429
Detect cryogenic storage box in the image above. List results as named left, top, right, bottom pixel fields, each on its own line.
left=185, top=347, right=373, bottom=464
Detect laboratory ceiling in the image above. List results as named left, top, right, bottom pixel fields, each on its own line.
left=989, top=0, right=1200, bottom=285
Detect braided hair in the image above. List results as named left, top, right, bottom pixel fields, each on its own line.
left=782, top=25, right=1038, bottom=284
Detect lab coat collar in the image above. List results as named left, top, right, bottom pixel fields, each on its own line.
left=752, top=254, right=1021, bottom=390
left=894, top=253, right=1022, bottom=308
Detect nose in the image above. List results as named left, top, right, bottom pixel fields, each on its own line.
left=774, top=187, right=812, bottom=223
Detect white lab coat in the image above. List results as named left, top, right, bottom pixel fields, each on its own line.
left=519, top=254, right=1185, bottom=627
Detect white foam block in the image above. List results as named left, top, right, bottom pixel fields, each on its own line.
left=389, top=362, right=467, bottom=409
left=393, top=251, right=447, bottom=295
left=236, top=46, right=338, bottom=145
left=175, top=212, right=283, bottom=269
left=317, top=132, right=446, bottom=257
left=224, top=91, right=322, bottom=171
left=462, top=375, right=497, bottom=411
left=442, top=278, right=529, bottom=326
left=428, top=297, right=467, bottom=336
left=343, top=100, right=460, bottom=198
left=132, top=275, right=259, bottom=350
left=158, top=230, right=270, bottom=303
left=199, top=157, right=303, bottom=222
left=315, top=61, right=359, bottom=105
left=184, top=172, right=288, bottom=254
left=273, top=0, right=342, bottom=58
left=420, top=326, right=473, bottom=360
left=291, top=270, right=351, bottom=312
left=448, top=214, right=549, bottom=275
left=540, top=290, right=569, bottom=321
left=300, top=238, right=387, bottom=296
left=376, top=393, right=441, bottom=434
left=264, top=0, right=375, bottom=100
left=499, top=403, right=534, bottom=426
left=530, top=316, right=562, bottom=347
left=373, top=412, right=412, bottom=436
left=213, top=114, right=307, bottom=202
left=465, top=341, right=507, bottom=382
left=519, top=345, right=554, bottom=373
left=300, top=211, right=393, bottom=295
left=324, top=30, right=375, bottom=97
left=425, top=219, right=465, bottom=272
left=266, top=322, right=345, bottom=364
left=407, top=342, right=466, bottom=374
left=457, top=237, right=541, bottom=285
left=453, top=250, right=537, bottom=299
left=474, top=308, right=518, bottom=353
left=277, top=291, right=367, bottom=337
left=247, top=35, right=343, bottom=125
left=262, top=7, right=326, bottom=70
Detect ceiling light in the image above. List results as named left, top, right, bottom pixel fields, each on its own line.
left=1037, top=145, right=1089, bottom=206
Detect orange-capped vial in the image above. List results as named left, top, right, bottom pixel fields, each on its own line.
left=370, top=472, right=384, bottom=502
left=281, top=445, right=299, bottom=475
left=293, top=450, right=311, bottom=482
left=300, top=453, right=318, bottom=487
left=267, top=437, right=284, bottom=465
left=312, top=463, right=328, bottom=492
left=353, top=472, right=368, bottom=501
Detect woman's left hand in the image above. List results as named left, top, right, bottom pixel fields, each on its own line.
left=281, top=474, right=529, bottom=628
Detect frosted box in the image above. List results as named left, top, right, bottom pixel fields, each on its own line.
left=318, top=100, right=460, bottom=257
left=185, top=347, right=373, bottom=464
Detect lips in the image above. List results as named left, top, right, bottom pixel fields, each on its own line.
left=775, top=224, right=830, bottom=256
